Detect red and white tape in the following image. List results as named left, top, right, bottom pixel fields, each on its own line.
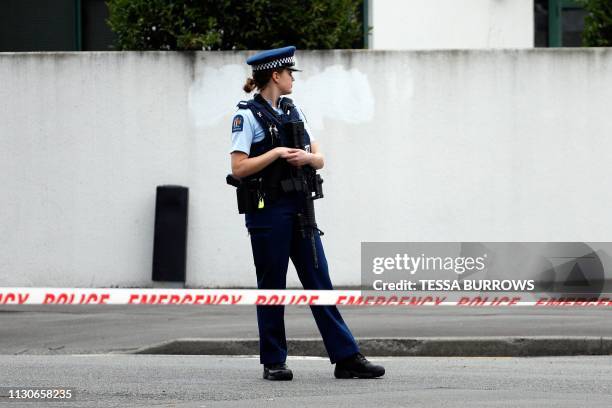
left=0, top=288, right=611, bottom=307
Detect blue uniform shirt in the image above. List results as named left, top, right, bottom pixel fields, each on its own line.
left=230, top=99, right=315, bottom=155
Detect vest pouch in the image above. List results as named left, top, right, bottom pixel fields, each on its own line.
left=258, top=159, right=291, bottom=202
left=236, top=179, right=261, bottom=214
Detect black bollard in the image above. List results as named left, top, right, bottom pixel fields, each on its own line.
left=152, top=185, right=188, bottom=282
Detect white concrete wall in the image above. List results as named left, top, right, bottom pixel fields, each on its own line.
left=1, top=49, right=612, bottom=288
left=370, top=0, right=533, bottom=49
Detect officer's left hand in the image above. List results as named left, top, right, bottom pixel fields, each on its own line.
left=283, top=149, right=312, bottom=167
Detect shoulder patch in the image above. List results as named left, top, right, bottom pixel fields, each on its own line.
left=232, top=115, right=244, bottom=132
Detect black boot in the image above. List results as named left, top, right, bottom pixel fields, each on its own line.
left=263, top=362, right=293, bottom=381
left=334, top=353, right=385, bottom=379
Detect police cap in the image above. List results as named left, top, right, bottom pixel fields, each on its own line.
left=246, top=46, right=301, bottom=72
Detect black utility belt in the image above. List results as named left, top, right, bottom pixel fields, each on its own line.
left=226, top=173, right=324, bottom=214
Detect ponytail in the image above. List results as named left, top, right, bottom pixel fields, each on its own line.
left=241, top=68, right=285, bottom=93
left=243, top=77, right=257, bottom=93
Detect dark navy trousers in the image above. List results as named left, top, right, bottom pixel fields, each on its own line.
left=245, top=193, right=360, bottom=365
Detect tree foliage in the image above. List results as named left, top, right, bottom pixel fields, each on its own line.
left=106, top=0, right=364, bottom=50
left=578, top=0, right=612, bottom=46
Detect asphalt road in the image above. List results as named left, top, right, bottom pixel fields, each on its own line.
left=0, top=305, right=610, bottom=355
left=0, top=355, right=611, bottom=407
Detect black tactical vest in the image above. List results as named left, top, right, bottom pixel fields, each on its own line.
left=237, top=94, right=312, bottom=201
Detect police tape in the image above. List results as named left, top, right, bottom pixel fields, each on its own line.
left=1, top=288, right=612, bottom=306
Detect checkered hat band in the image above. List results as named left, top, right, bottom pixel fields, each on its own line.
left=252, top=56, right=296, bottom=71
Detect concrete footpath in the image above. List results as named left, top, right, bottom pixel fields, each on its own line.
left=0, top=305, right=610, bottom=356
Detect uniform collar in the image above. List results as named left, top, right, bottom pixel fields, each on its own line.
left=256, top=94, right=283, bottom=113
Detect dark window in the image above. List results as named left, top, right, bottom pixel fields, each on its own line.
left=534, top=0, right=549, bottom=47
left=535, top=0, right=587, bottom=47
left=547, top=0, right=587, bottom=47
left=0, top=0, right=115, bottom=52
left=561, top=7, right=587, bottom=46
left=82, top=0, right=116, bottom=51
left=0, top=0, right=77, bottom=51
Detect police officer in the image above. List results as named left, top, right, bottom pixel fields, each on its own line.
left=229, top=46, right=385, bottom=381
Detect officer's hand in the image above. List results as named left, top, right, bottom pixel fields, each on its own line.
left=284, top=149, right=312, bottom=167
left=275, top=147, right=297, bottom=159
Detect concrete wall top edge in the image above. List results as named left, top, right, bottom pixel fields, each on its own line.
left=2, top=48, right=612, bottom=59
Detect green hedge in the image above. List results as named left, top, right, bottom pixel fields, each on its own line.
left=579, top=0, right=612, bottom=46
left=106, top=0, right=365, bottom=50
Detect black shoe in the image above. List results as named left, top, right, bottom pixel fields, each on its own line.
left=334, top=353, right=385, bottom=379
left=263, top=363, right=293, bottom=381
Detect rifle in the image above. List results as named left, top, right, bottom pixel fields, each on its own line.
left=281, top=120, right=325, bottom=268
